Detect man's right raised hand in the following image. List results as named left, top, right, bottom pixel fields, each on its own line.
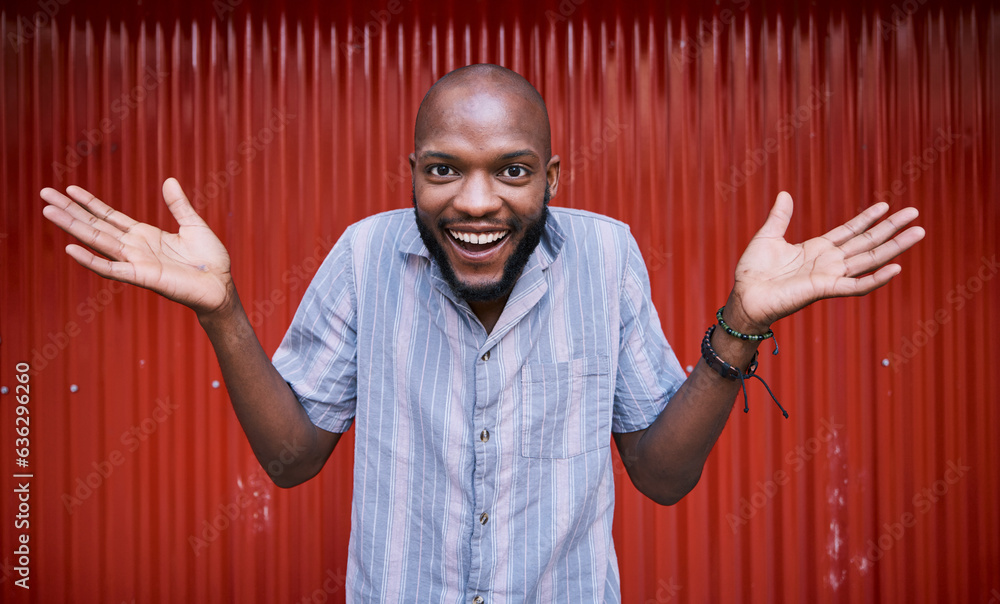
left=42, top=177, right=341, bottom=486
left=40, top=177, right=233, bottom=317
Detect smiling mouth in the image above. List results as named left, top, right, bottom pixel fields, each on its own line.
left=447, top=229, right=510, bottom=254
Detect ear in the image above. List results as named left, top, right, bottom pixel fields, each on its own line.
left=545, top=154, right=561, bottom=199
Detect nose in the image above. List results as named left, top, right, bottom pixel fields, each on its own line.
left=451, top=171, right=502, bottom=217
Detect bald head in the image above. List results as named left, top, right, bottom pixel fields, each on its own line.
left=414, top=64, right=552, bottom=160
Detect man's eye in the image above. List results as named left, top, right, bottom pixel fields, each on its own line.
left=503, top=166, right=526, bottom=178
left=431, top=165, right=454, bottom=177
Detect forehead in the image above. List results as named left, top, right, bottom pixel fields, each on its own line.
left=416, top=87, right=547, bottom=158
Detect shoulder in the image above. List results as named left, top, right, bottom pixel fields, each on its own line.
left=336, top=208, right=419, bottom=254
left=343, top=208, right=414, bottom=238
left=548, top=206, right=636, bottom=259
left=549, top=206, right=630, bottom=231
left=546, top=207, right=641, bottom=293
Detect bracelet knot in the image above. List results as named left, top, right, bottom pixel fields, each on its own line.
left=701, top=324, right=788, bottom=418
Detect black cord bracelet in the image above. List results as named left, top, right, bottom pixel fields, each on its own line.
left=701, top=325, right=788, bottom=418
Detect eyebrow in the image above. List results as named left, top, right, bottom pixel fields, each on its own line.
left=419, top=151, right=459, bottom=161
left=418, top=149, right=541, bottom=163
left=496, top=149, right=541, bottom=162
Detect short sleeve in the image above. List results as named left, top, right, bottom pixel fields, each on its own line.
left=272, top=230, right=359, bottom=433
left=612, top=232, right=686, bottom=433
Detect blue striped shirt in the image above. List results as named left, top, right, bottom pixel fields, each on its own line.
left=273, top=207, right=686, bottom=603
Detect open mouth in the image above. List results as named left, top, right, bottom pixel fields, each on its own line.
left=447, top=229, right=510, bottom=255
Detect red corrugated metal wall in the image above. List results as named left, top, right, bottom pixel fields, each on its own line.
left=1, top=0, right=997, bottom=602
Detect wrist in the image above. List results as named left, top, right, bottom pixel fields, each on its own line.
left=197, top=287, right=244, bottom=331
left=722, top=290, right=772, bottom=335
left=703, top=326, right=758, bottom=379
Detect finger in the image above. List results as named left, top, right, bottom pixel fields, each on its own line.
left=754, top=191, right=794, bottom=239
left=831, top=264, right=903, bottom=297
left=64, top=243, right=138, bottom=283
left=41, top=187, right=127, bottom=242
left=822, top=202, right=890, bottom=247
left=840, top=207, right=920, bottom=257
left=162, top=178, right=207, bottom=228
left=42, top=201, right=130, bottom=261
left=844, top=225, right=926, bottom=277
left=64, top=185, right=139, bottom=232
left=39, top=186, right=75, bottom=209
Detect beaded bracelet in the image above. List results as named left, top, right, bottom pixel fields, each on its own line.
left=716, top=306, right=779, bottom=355
left=701, top=325, right=789, bottom=418
left=716, top=307, right=774, bottom=341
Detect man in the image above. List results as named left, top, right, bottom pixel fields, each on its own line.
left=40, top=64, right=924, bottom=601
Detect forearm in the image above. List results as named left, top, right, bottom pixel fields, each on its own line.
left=197, top=289, right=338, bottom=487
left=619, top=302, right=764, bottom=505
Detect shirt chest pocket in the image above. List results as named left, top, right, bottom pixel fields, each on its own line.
left=520, top=355, right=613, bottom=459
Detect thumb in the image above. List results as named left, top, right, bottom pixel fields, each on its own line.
left=162, top=177, right=207, bottom=227
left=755, top=191, right=794, bottom=239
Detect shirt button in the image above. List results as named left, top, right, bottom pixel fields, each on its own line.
left=480, top=429, right=490, bottom=442
left=481, top=350, right=490, bottom=361
left=473, top=597, right=484, bottom=604
left=479, top=512, right=489, bottom=525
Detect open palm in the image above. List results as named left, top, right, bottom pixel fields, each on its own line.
left=730, top=191, right=925, bottom=331
left=40, top=178, right=232, bottom=316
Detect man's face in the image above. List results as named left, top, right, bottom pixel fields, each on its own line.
left=410, top=87, right=560, bottom=302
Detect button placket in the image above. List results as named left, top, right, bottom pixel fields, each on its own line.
left=470, top=340, right=499, bottom=600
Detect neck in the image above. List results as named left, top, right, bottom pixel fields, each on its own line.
left=468, top=294, right=510, bottom=335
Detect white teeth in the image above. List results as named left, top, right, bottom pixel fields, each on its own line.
left=448, top=230, right=508, bottom=245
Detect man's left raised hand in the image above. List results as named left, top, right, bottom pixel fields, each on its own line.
left=724, top=191, right=925, bottom=333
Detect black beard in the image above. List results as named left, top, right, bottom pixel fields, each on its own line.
left=414, top=186, right=550, bottom=303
